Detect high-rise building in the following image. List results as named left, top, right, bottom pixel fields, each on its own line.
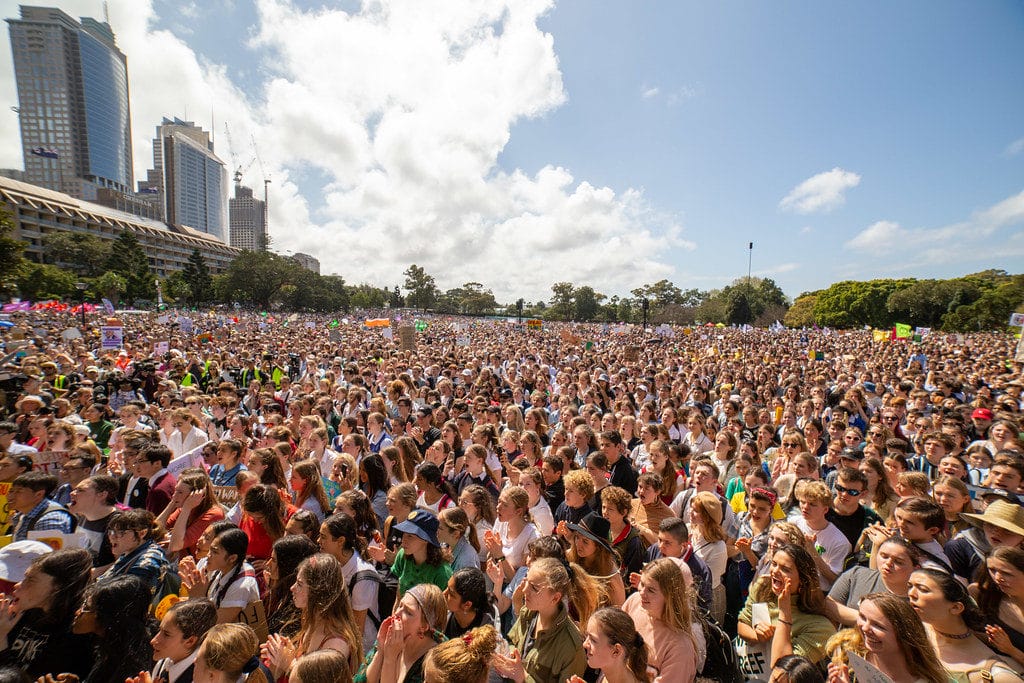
left=229, top=184, right=267, bottom=251
left=7, top=6, right=133, bottom=199
left=291, top=252, right=320, bottom=274
left=146, top=117, right=227, bottom=242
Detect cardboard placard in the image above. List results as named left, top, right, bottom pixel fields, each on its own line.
left=624, top=346, right=639, bottom=362
left=213, top=486, right=239, bottom=507
left=32, top=450, right=68, bottom=475
left=399, top=325, right=416, bottom=352
left=154, top=341, right=170, bottom=357
left=167, top=445, right=207, bottom=477
left=61, top=328, right=82, bottom=341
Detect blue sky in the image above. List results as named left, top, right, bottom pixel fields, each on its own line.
left=1, top=0, right=1022, bottom=302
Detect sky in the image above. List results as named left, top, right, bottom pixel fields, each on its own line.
left=1, top=0, right=1022, bottom=304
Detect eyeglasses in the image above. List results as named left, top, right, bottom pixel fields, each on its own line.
left=783, top=442, right=800, bottom=448
left=834, top=485, right=863, bottom=497
left=106, top=529, right=134, bottom=537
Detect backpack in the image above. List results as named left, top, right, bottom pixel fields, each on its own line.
left=348, top=566, right=398, bottom=630
left=151, top=562, right=183, bottom=618
left=697, top=616, right=744, bottom=683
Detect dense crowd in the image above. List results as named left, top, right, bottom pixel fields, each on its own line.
left=0, top=308, right=1020, bottom=683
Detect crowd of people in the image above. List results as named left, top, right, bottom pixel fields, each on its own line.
left=0, top=307, right=1020, bottom=683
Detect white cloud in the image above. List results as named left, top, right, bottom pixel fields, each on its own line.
left=1004, top=137, right=1024, bottom=157
left=754, top=262, right=798, bottom=276
left=779, top=167, right=861, bottom=214
left=641, top=86, right=660, bottom=99
left=0, top=0, right=694, bottom=302
left=844, top=189, right=1024, bottom=266
left=799, top=226, right=813, bottom=234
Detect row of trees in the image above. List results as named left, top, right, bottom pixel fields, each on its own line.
left=0, top=208, right=1020, bottom=327
left=783, top=271, right=1024, bottom=331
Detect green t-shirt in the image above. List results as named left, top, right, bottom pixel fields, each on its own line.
left=391, top=548, right=452, bottom=595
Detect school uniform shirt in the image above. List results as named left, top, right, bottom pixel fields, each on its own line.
left=341, top=550, right=379, bottom=654
left=207, top=563, right=260, bottom=609
left=152, top=650, right=197, bottom=683
left=146, top=469, right=177, bottom=515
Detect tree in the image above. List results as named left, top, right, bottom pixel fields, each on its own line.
left=813, top=279, right=915, bottom=328
left=218, top=251, right=295, bottom=308
left=403, top=265, right=438, bottom=309
left=725, top=290, right=753, bottom=325
left=43, top=233, right=109, bottom=277
left=942, top=275, right=1024, bottom=331
left=548, top=282, right=575, bottom=320
left=0, top=208, right=26, bottom=296
left=90, top=271, right=127, bottom=308
left=105, top=230, right=155, bottom=304
left=181, top=249, right=213, bottom=305
left=16, top=264, right=76, bottom=301
left=459, top=282, right=498, bottom=315
left=349, top=284, right=389, bottom=309
left=784, top=294, right=819, bottom=327
left=574, top=286, right=601, bottom=322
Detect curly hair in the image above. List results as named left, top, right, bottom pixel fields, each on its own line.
left=424, top=624, right=497, bottom=683
left=750, top=543, right=827, bottom=617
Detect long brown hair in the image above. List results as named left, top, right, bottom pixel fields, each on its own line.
left=749, top=543, right=827, bottom=616
left=590, top=607, right=651, bottom=683
left=291, top=459, right=330, bottom=514
left=295, top=554, right=363, bottom=671
left=827, top=593, right=947, bottom=683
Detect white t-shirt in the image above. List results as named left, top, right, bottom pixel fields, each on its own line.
left=207, top=563, right=260, bottom=609
left=529, top=499, right=555, bottom=536
left=794, top=517, right=851, bottom=590
left=492, top=520, right=538, bottom=569
left=341, top=551, right=379, bottom=653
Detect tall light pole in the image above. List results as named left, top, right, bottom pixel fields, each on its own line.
left=75, top=281, right=88, bottom=328
left=642, top=298, right=649, bottom=330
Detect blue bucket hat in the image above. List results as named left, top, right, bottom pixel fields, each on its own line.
left=393, top=509, right=441, bottom=547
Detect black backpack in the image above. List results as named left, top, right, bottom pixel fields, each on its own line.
left=697, top=616, right=744, bottom=683
left=348, top=566, right=398, bottom=630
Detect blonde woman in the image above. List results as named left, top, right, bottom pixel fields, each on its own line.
left=621, top=558, right=700, bottom=683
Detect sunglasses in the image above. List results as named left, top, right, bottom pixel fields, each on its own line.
left=834, top=485, right=864, bottom=497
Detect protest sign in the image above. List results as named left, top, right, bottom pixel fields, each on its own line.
left=213, top=486, right=239, bottom=507
left=154, top=341, right=170, bottom=357
left=0, top=482, right=11, bottom=535
left=32, top=450, right=68, bottom=475
left=846, top=652, right=893, bottom=683
left=27, top=530, right=88, bottom=551
left=61, top=327, right=82, bottom=341
left=168, top=445, right=207, bottom=477
left=100, top=325, right=123, bottom=349
left=399, top=325, right=416, bottom=352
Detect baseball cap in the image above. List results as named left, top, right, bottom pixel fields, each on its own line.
left=972, top=408, right=994, bottom=421
left=393, top=510, right=441, bottom=547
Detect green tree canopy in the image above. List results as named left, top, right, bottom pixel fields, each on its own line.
left=403, top=264, right=438, bottom=309
left=105, top=229, right=155, bottom=304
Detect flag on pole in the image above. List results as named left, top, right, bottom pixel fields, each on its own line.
left=894, top=323, right=912, bottom=339
left=30, top=147, right=59, bottom=159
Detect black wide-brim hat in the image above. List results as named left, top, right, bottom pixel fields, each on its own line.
left=566, top=512, right=614, bottom=554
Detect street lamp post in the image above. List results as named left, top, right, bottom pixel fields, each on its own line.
left=642, top=298, right=649, bottom=330
left=75, top=282, right=88, bottom=328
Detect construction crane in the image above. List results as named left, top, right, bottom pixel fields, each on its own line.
left=223, top=122, right=255, bottom=186
left=252, top=133, right=271, bottom=242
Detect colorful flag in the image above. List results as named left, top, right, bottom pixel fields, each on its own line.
left=872, top=329, right=888, bottom=343
left=894, top=323, right=912, bottom=339
left=328, top=320, right=340, bottom=328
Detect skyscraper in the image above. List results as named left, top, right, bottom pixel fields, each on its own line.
left=146, top=117, right=227, bottom=242
left=7, top=6, right=133, bottom=199
left=229, top=184, right=267, bottom=251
